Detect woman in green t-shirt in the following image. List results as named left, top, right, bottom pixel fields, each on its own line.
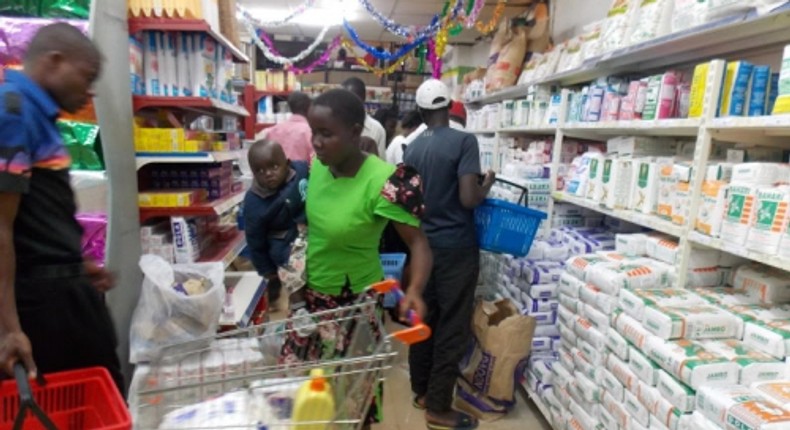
left=280, top=90, right=432, bottom=421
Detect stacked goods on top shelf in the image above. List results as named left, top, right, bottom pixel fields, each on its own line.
left=254, top=69, right=297, bottom=94
left=548, top=228, right=790, bottom=430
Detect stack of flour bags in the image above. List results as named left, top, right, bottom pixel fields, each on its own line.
left=543, top=230, right=790, bottom=430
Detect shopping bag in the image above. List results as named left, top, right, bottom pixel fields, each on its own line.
left=278, top=228, right=307, bottom=295
left=456, top=299, right=536, bottom=416
left=129, top=255, right=225, bottom=363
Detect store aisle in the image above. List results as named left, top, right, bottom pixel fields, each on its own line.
left=374, top=328, right=552, bottom=430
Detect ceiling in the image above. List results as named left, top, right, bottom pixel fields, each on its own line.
left=238, top=0, right=535, bottom=44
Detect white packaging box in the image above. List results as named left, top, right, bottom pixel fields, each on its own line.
left=781, top=222, right=790, bottom=259
left=706, top=162, right=734, bottom=181
left=645, top=337, right=740, bottom=390
left=656, top=160, right=678, bottom=221
left=696, top=384, right=790, bottom=430
left=642, top=304, right=743, bottom=340
left=192, top=33, right=217, bottom=98
left=630, top=158, right=660, bottom=214
left=696, top=180, right=729, bottom=237
left=585, top=153, right=606, bottom=201
left=657, top=369, right=696, bottom=413
left=605, top=158, right=635, bottom=209
left=731, top=163, right=787, bottom=186
left=672, top=181, right=691, bottom=226
left=143, top=31, right=161, bottom=96
left=746, top=186, right=790, bottom=254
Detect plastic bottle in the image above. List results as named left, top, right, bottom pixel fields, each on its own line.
left=291, top=368, right=335, bottom=430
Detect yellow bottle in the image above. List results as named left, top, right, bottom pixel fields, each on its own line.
left=291, top=369, right=335, bottom=430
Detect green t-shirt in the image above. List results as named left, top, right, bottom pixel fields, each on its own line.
left=306, top=156, right=419, bottom=294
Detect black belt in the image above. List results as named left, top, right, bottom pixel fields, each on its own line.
left=16, top=263, right=85, bottom=280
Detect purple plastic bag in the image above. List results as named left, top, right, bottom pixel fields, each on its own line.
left=76, top=212, right=107, bottom=266
left=0, top=17, right=88, bottom=66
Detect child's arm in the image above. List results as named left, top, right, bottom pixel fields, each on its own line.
left=244, top=201, right=279, bottom=279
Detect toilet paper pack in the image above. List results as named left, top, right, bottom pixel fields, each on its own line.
left=641, top=304, right=743, bottom=340
left=619, top=288, right=706, bottom=321
left=721, top=183, right=760, bottom=246
left=743, top=320, right=790, bottom=359
left=699, top=339, right=790, bottom=385
left=696, top=385, right=790, bottom=430
left=746, top=186, right=790, bottom=255
left=645, top=337, right=740, bottom=390
left=657, top=369, right=696, bottom=413
left=751, top=380, right=790, bottom=412
left=731, top=264, right=790, bottom=304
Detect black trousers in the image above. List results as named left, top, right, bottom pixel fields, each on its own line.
left=15, top=272, right=125, bottom=394
left=409, top=246, right=479, bottom=412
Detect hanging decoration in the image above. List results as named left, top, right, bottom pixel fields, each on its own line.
left=427, top=38, right=442, bottom=79
left=461, top=0, right=486, bottom=28
left=243, top=16, right=333, bottom=65
left=416, top=44, right=427, bottom=75
left=287, top=36, right=342, bottom=75
left=357, top=0, right=443, bottom=41
left=236, top=0, right=316, bottom=28
left=476, top=0, right=507, bottom=35
left=341, top=38, right=411, bottom=76
left=343, top=20, right=428, bottom=61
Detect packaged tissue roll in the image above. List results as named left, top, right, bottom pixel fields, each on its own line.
left=641, top=304, right=743, bottom=340
left=699, top=339, right=789, bottom=385
left=586, top=261, right=672, bottom=295
left=564, top=254, right=609, bottom=281
left=645, top=337, right=740, bottom=390
left=619, top=288, right=706, bottom=321
left=696, top=384, right=790, bottom=430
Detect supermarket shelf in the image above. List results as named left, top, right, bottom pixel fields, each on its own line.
left=135, top=151, right=240, bottom=169
left=133, top=96, right=250, bottom=117
left=498, top=125, right=558, bottom=135
left=139, top=191, right=244, bottom=222
left=198, top=231, right=246, bottom=268
left=523, top=385, right=554, bottom=429
left=707, top=115, right=790, bottom=144
left=466, top=5, right=790, bottom=106
left=128, top=18, right=249, bottom=63
left=688, top=231, right=790, bottom=273
left=563, top=118, right=702, bottom=138
left=466, top=129, right=498, bottom=135
left=552, top=191, right=685, bottom=237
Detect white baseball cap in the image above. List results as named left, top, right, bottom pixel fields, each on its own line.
left=416, top=79, right=451, bottom=110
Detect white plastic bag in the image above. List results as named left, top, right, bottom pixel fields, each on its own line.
left=129, top=255, right=225, bottom=363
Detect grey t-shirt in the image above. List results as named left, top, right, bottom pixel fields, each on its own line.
left=404, top=126, right=482, bottom=248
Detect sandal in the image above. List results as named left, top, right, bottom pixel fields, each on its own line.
left=412, top=395, right=426, bottom=410
left=425, top=411, right=478, bottom=430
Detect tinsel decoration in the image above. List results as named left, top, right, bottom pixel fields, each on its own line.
left=236, top=0, right=316, bottom=28
left=343, top=20, right=428, bottom=60
left=476, top=0, right=507, bottom=35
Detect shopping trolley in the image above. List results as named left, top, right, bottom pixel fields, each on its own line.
left=130, top=279, right=429, bottom=429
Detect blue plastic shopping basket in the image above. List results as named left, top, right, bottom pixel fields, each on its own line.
left=380, top=253, right=407, bottom=308
left=475, top=178, right=547, bottom=256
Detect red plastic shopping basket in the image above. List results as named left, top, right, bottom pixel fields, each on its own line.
left=0, top=365, right=130, bottom=430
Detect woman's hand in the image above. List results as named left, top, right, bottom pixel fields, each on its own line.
left=399, top=289, right=427, bottom=323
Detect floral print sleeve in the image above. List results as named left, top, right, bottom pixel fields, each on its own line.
left=380, top=164, right=425, bottom=218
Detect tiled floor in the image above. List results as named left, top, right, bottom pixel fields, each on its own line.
left=373, top=327, right=553, bottom=430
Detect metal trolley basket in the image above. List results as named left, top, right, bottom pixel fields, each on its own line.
left=130, top=280, right=428, bottom=429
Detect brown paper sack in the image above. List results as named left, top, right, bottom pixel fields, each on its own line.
left=457, top=299, right=536, bottom=413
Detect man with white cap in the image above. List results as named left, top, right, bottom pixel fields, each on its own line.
left=404, top=79, right=494, bottom=429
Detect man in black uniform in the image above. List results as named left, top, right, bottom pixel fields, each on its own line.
left=0, top=23, right=123, bottom=391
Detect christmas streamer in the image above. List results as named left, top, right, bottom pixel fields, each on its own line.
left=236, top=0, right=316, bottom=28
left=461, top=0, right=486, bottom=28
left=343, top=20, right=428, bottom=61
left=243, top=17, right=333, bottom=65
left=341, top=38, right=410, bottom=76
left=476, top=0, right=507, bottom=35
left=357, top=0, right=442, bottom=41
left=287, top=36, right=342, bottom=75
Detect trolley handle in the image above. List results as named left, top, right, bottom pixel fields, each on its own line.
left=493, top=177, right=530, bottom=207
left=370, top=280, right=432, bottom=345
left=12, top=363, right=57, bottom=430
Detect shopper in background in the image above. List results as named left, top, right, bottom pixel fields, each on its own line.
left=373, top=106, right=399, bottom=147
left=385, top=110, right=423, bottom=165
left=0, top=23, right=123, bottom=391
left=404, top=79, right=495, bottom=430
left=256, top=91, right=314, bottom=162
left=360, top=136, right=380, bottom=157
left=392, top=101, right=466, bottom=166
left=342, top=77, right=387, bottom=158
left=281, top=88, right=432, bottom=425
left=243, top=140, right=308, bottom=311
